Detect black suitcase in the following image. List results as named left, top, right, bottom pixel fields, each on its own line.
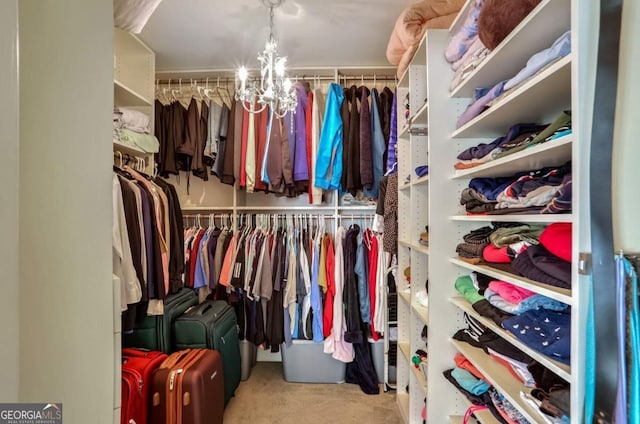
left=173, top=300, right=242, bottom=405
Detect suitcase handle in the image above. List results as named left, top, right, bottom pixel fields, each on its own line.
left=198, top=303, right=213, bottom=315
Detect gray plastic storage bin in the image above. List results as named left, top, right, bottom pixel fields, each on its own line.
left=281, top=340, right=346, bottom=383
left=369, top=338, right=385, bottom=383
left=240, top=339, right=258, bottom=381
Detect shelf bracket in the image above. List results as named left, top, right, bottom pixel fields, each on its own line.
left=578, top=252, right=592, bottom=275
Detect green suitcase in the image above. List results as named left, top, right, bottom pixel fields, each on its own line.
left=122, top=288, right=199, bottom=353
left=173, top=300, right=242, bottom=406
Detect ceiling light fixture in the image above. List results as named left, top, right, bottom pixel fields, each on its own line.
left=236, top=0, right=297, bottom=117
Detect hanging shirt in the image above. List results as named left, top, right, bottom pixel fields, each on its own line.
left=355, top=240, right=371, bottom=324
left=374, top=234, right=387, bottom=336
left=245, top=106, right=257, bottom=193
left=293, top=82, right=309, bottom=183
left=311, top=89, right=326, bottom=205
left=324, top=227, right=354, bottom=363
left=318, top=233, right=329, bottom=294
left=323, top=235, right=335, bottom=339
left=305, top=90, right=314, bottom=202
left=310, top=227, right=324, bottom=342
left=365, top=88, right=386, bottom=199
left=239, top=103, right=250, bottom=187
left=368, top=230, right=380, bottom=340
left=113, top=174, right=142, bottom=309
left=359, top=86, right=373, bottom=191
left=315, top=83, right=344, bottom=191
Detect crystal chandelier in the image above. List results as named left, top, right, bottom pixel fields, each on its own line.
left=236, top=0, right=297, bottom=117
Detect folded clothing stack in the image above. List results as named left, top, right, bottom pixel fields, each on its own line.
left=455, top=112, right=571, bottom=170
left=456, top=223, right=572, bottom=290
left=113, top=107, right=159, bottom=154
left=446, top=0, right=543, bottom=92
left=459, top=161, right=572, bottom=215
left=452, top=313, right=571, bottom=422
left=456, top=31, right=571, bottom=128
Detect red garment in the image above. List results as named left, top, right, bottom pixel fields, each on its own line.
left=254, top=108, right=269, bottom=192
left=305, top=91, right=314, bottom=202
left=367, top=230, right=379, bottom=340
left=454, top=353, right=485, bottom=380
left=188, top=229, right=206, bottom=289
left=239, top=103, right=250, bottom=187
left=323, top=236, right=336, bottom=338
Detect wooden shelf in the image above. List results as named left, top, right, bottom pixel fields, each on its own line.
left=450, top=0, right=571, bottom=98
left=450, top=296, right=571, bottom=382
left=337, top=205, right=377, bottom=211
left=412, top=244, right=430, bottom=256
left=449, top=408, right=500, bottom=424
left=399, top=124, right=410, bottom=139
left=452, top=135, right=572, bottom=180
left=412, top=301, right=429, bottom=325
left=399, top=238, right=412, bottom=248
left=399, top=182, right=411, bottom=191
left=411, top=101, right=429, bottom=126
left=452, top=55, right=572, bottom=139
left=399, top=291, right=411, bottom=305
left=451, top=339, right=555, bottom=424
left=411, top=359, right=429, bottom=394
left=114, top=79, right=152, bottom=106
left=449, top=257, right=572, bottom=305
left=397, top=393, right=410, bottom=424
left=450, top=214, right=573, bottom=223
left=399, top=342, right=411, bottom=363
left=413, top=175, right=430, bottom=186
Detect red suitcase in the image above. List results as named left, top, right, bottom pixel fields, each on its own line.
left=121, top=348, right=168, bottom=424
left=150, top=349, right=224, bottom=424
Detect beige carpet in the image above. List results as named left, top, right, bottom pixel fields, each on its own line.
left=223, top=362, right=402, bottom=424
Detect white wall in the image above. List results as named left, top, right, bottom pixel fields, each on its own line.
left=0, top=0, right=20, bottom=403
left=612, top=0, right=640, bottom=252
left=18, top=1, right=115, bottom=422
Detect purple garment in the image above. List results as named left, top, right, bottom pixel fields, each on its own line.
left=457, top=81, right=506, bottom=128
left=293, top=82, right=309, bottom=182
left=385, top=89, right=398, bottom=174
left=138, top=186, right=155, bottom=299
left=457, top=123, right=546, bottom=160
left=504, top=31, right=571, bottom=91
left=445, top=0, right=485, bottom=63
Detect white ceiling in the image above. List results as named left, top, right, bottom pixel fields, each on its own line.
left=139, top=0, right=412, bottom=75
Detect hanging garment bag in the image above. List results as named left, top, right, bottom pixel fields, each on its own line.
left=121, top=348, right=168, bottom=424
left=124, top=288, right=199, bottom=353
left=150, top=349, right=224, bottom=424
left=173, top=300, right=242, bottom=405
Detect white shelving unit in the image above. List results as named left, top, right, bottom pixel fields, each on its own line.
left=395, top=30, right=432, bottom=424
left=113, top=28, right=155, bottom=174
left=397, top=0, right=589, bottom=420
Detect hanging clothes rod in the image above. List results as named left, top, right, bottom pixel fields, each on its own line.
left=156, top=75, right=396, bottom=85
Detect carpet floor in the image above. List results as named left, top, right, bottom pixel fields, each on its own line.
left=223, top=362, right=402, bottom=424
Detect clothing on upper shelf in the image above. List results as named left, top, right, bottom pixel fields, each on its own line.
left=455, top=31, right=571, bottom=128
left=460, top=162, right=572, bottom=215
left=114, top=107, right=159, bottom=153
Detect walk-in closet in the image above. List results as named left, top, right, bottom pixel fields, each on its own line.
left=2, top=0, right=640, bottom=423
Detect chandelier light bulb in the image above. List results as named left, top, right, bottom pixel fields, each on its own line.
left=238, top=66, right=248, bottom=81
left=283, top=77, right=292, bottom=93
left=275, top=57, right=286, bottom=77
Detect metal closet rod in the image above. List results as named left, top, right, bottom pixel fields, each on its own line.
left=157, top=75, right=396, bottom=85
left=182, top=213, right=373, bottom=220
